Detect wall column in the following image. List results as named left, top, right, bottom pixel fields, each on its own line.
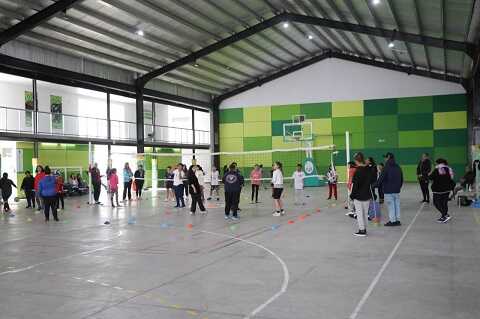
left=136, top=86, right=145, bottom=154
left=211, top=100, right=220, bottom=169
left=106, top=92, right=111, bottom=140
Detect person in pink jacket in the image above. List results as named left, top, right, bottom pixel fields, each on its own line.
left=250, top=164, right=262, bottom=203
left=109, top=168, right=120, bottom=207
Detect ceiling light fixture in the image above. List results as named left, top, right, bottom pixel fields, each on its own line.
left=97, top=0, right=113, bottom=8
left=136, top=29, right=144, bottom=36
left=372, top=0, right=381, bottom=5
left=388, top=41, right=395, bottom=48
left=282, top=22, right=289, bottom=28
left=194, top=63, right=199, bottom=67
left=307, top=34, right=314, bottom=40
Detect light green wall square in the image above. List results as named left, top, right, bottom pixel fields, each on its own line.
left=332, top=100, right=363, bottom=117
left=311, top=118, right=332, bottom=135
left=220, top=123, right=244, bottom=138
left=314, top=135, right=334, bottom=147
left=364, top=115, right=398, bottom=132
left=401, top=165, right=418, bottom=182
left=243, top=136, right=272, bottom=151
left=220, top=138, right=243, bottom=152
left=433, top=111, right=467, bottom=130
left=332, top=117, right=364, bottom=134
left=272, top=136, right=300, bottom=149
left=433, top=147, right=467, bottom=165
left=399, top=130, right=434, bottom=148
left=219, top=108, right=243, bottom=123
left=243, top=121, right=271, bottom=137
left=244, top=106, right=271, bottom=122
left=334, top=132, right=364, bottom=149
left=398, top=96, right=433, bottom=114
left=271, top=104, right=300, bottom=121
left=365, top=132, right=398, bottom=149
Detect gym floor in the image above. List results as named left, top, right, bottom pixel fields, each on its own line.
left=0, top=184, right=478, bottom=319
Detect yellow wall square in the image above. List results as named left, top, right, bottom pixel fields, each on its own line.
left=311, top=118, right=332, bottom=135
left=220, top=123, right=244, bottom=138
left=433, top=111, right=467, bottom=130
left=244, top=121, right=271, bottom=137
left=272, top=136, right=301, bottom=149
left=220, top=138, right=243, bottom=152
left=335, top=166, right=347, bottom=183
left=332, top=100, right=364, bottom=117
left=244, top=152, right=272, bottom=167
left=244, top=106, right=271, bottom=122
left=313, top=135, right=334, bottom=147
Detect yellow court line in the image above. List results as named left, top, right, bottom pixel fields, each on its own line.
left=474, top=211, right=480, bottom=225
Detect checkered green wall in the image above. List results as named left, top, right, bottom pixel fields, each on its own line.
left=219, top=94, right=468, bottom=182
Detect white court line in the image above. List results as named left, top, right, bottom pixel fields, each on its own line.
left=349, top=203, right=425, bottom=319
left=201, top=230, right=289, bottom=319
left=0, top=244, right=114, bottom=276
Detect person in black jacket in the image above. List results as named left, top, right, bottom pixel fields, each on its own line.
left=134, top=165, right=145, bottom=199
left=222, top=163, right=244, bottom=220
left=350, top=152, right=374, bottom=237
left=366, top=157, right=378, bottom=200
left=188, top=165, right=206, bottom=215
left=417, top=153, right=432, bottom=203
left=429, top=158, right=454, bottom=223
left=21, top=171, right=35, bottom=209
left=377, top=153, right=403, bottom=227
left=0, top=173, right=17, bottom=212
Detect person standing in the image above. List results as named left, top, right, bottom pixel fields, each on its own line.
left=109, top=168, right=120, bottom=207
left=377, top=152, right=403, bottom=227
left=122, top=162, right=133, bottom=201
left=346, top=161, right=357, bottom=218
left=350, top=152, right=373, bottom=237
left=250, top=164, right=262, bottom=203
left=326, top=165, right=338, bottom=200
left=417, top=153, right=432, bottom=203
left=134, top=165, right=145, bottom=199
left=271, top=161, right=285, bottom=217
left=182, top=164, right=189, bottom=200
left=165, top=166, right=174, bottom=202
left=21, top=171, right=35, bottom=209
left=55, top=172, right=64, bottom=210
left=89, top=163, right=102, bottom=204
left=292, top=163, right=306, bottom=205
left=189, top=165, right=207, bottom=215
left=38, top=166, right=59, bottom=222
left=0, top=173, right=16, bottom=212
left=222, top=163, right=244, bottom=220
left=34, top=165, right=45, bottom=210
left=207, top=166, right=220, bottom=201
left=173, top=163, right=185, bottom=208
left=429, top=159, right=454, bottom=223
left=366, top=157, right=378, bottom=200
left=377, top=163, right=385, bottom=203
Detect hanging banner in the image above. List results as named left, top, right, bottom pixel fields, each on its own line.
left=50, top=95, right=63, bottom=130
left=25, top=91, right=33, bottom=128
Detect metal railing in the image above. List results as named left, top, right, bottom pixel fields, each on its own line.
left=145, top=124, right=210, bottom=145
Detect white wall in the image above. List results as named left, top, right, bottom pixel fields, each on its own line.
left=220, top=58, right=466, bottom=109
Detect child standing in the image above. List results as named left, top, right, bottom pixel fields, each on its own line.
left=20, top=171, right=35, bottom=209
left=55, top=172, right=64, bottom=210
left=0, top=173, right=16, bottom=212
left=208, top=166, right=220, bottom=201
left=109, top=168, right=120, bottom=207
left=429, top=158, right=454, bottom=223
left=346, top=161, right=357, bottom=218
left=250, top=164, right=262, bottom=203
left=292, top=163, right=306, bottom=205
left=223, top=164, right=244, bottom=220
left=165, top=166, right=174, bottom=202
left=377, top=163, right=385, bottom=203
left=173, top=163, right=186, bottom=208
left=272, top=162, right=285, bottom=216
left=326, top=165, right=338, bottom=200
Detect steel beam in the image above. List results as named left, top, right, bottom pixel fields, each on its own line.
left=0, top=0, right=81, bottom=46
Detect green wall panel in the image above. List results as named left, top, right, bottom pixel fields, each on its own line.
left=332, top=117, right=364, bottom=134
left=397, top=96, right=433, bottom=114
left=364, top=132, right=398, bottom=149
left=433, top=111, right=467, bottom=130
left=244, top=106, right=271, bottom=122
left=243, top=136, right=272, bottom=151
left=334, top=133, right=364, bottom=149
left=332, top=100, right=363, bottom=117
left=398, top=130, right=434, bottom=148
left=271, top=104, right=300, bottom=121
left=271, top=120, right=290, bottom=136
left=401, top=165, right=418, bottom=182
left=433, top=147, right=467, bottom=165
left=363, top=98, right=397, bottom=115
left=243, top=121, right=271, bottom=137
left=396, top=148, right=433, bottom=165
left=433, top=94, right=467, bottom=112
left=364, top=115, right=398, bottom=132
left=300, top=102, right=332, bottom=119
left=434, top=129, right=467, bottom=147
left=398, top=113, right=433, bottom=131
left=219, top=108, right=243, bottom=123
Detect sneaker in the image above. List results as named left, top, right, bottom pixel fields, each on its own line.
left=272, top=212, right=281, bottom=217
left=207, top=197, right=211, bottom=200
left=200, top=210, right=207, bottom=215
left=180, top=205, right=186, bottom=208
left=353, top=230, right=367, bottom=237
left=394, top=221, right=402, bottom=226
left=280, top=210, right=285, bottom=216
left=224, top=215, right=230, bottom=220
left=443, top=215, right=452, bottom=223
left=437, top=217, right=446, bottom=223
left=384, top=221, right=396, bottom=227
left=348, top=212, right=357, bottom=219
left=231, top=216, right=239, bottom=221
left=216, top=198, right=220, bottom=201
left=190, top=211, right=195, bottom=215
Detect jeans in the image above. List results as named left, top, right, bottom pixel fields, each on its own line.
left=251, top=184, right=259, bottom=202
left=43, top=196, right=58, bottom=221
left=328, top=183, right=337, bottom=199
left=385, top=193, right=401, bottom=222
left=25, top=189, right=35, bottom=208
left=174, top=184, right=185, bottom=207
left=190, top=192, right=205, bottom=213
left=225, top=191, right=240, bottom=217
left=419, top=180, right=430, bottom=201
left=123, top=181, right=132, bottom=200
left=135, top=181, right=144, bottom=198
left=93, top=182, right=101, bottom=202
left=433, top=192, right=449, bottom=218
left=353, top=199, right=369, bottom=231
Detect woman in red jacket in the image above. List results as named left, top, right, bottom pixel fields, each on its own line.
left=56, top=172, right=64, bottom=210
left=34, top=165, right=45, bottom=211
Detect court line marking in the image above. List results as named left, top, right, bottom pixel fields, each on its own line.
left=473, top=211, right=480, bottom=225
left=201, top=230, right=289, bottom=319
left=349, top=203, right=425, bottom=319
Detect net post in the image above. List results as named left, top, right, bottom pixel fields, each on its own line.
left=88, top=141, right=93, bottom=205
left=152, top=156, right=157, bottom=193
left=345, top=131, right=351, bottom=207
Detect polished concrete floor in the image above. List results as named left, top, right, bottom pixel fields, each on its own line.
left=0, top=184, right=478, bottom=319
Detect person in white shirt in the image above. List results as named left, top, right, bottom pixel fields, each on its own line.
left=208, top=166, right=220, bottom=201
left=272, top=161, right=285, bottom=216
left=292, top=163, right=306, bottom=206
left=173, top=163, right=185, bottom=208
left=195, top=165, right=205, bottom=202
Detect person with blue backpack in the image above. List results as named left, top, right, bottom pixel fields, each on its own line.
left=376, top=152, right=403, bottom=227
left=38, top=166, right=59, bottom=222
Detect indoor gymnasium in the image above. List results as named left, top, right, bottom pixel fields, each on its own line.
left=0, top=0, right=479, bottom=318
